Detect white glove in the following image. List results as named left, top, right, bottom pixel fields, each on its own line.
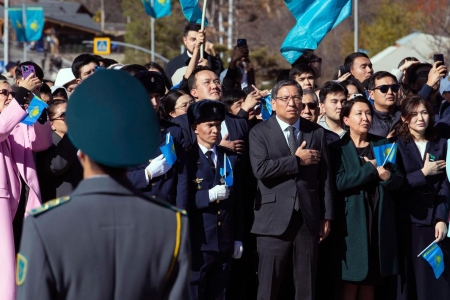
left=208, top=185, right=230, bottom=202
left=145, top=154, right=172, bottom=180
left=232, top=241, right=243, bottom=259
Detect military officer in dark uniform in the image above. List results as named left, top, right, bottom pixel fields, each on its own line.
left=17, top=70, right=190, bottom=300
left=127, top=71, right=188, bottom=208
left=183, top=100, right=244, bottom=300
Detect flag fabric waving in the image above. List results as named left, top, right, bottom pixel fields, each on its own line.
left=179, top=0, right=208, bottom=25
left=373, top=143, right=398, bottom=167
left=142, top=0, right=171, bottom=18
left=8, top=7, right=44, bottom=42
left=260, top=95, right=273, bottom=121
left=21, top=96, right=48, bottom=125
left=159, top=133, right=177, bottom=166
left=418, top=241, right=445, bottom=279
left=281, top=0, right=352, bottom=64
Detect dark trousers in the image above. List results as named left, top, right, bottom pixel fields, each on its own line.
left=190, top=250, right=232, bottom=300
left=256, top=210, right=319, bottom=300
left=395, top=223, right=450, bottom=300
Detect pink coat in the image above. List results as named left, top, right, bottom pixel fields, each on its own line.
left=0, top=99, right=52, bottom=300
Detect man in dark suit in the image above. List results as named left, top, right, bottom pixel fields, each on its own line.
left=165, top=23, right=223, bottom=80
left=17, top=70, right=190, bottom=299
left=172, top=66, right=248, bottom=154
left=183, top=100, right=243, bottom=300
left=249, top=79, right=333, bottom=300
left=127, top=71, right=188, bottom=208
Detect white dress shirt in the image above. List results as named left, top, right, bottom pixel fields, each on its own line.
left=198, top=143, right=218, bottom=168
left=276, top=116, right=301, bottom=148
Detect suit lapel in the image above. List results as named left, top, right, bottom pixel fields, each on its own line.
left=197, top=146, right=215, bottom=179
left=403, top=140, right=426, bottom=167
left=268, top=116, right=291, bottom=157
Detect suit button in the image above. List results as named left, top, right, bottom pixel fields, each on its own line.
left=218, top=211, right=221, bottom=215
left=152, top=183, right=156, bottom=187
left=151, top=195, right=156, bottom=199
left=218, top=222, right=221, bottom=226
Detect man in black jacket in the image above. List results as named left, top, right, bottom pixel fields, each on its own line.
left=165, top=23, right=223, bottom=80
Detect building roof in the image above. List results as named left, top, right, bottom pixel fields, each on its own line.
left=0, top=0, right=102, bottom=34
left=371, top=32, right=450, bottom=72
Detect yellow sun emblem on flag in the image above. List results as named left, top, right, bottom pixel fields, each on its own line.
left=158, top=0, right=168, bottom=5
left=435, top=254, right=442, bottom=266
left=16, top=20, right=23, bottom=29
left=29, top=20, right=39, bottom=32
left=29, top=106, right=40, bottom=117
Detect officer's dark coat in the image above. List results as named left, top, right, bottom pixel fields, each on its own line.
left=16, top=176, right=190, bottom=300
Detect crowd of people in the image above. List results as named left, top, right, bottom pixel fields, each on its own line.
left=1, top=22, right=450, bottom=300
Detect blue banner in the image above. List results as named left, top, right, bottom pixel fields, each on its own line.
left=418, top=241, right=445, bottom=279
left=21, top=96, right=48, bottom=125
left=373, top=143, right=397, bottom=167
left=142, top=0, right=171, bottom=19
left=8, top=7, right=44, bottom=42
left=179, top=0, right=208, bottom=25
left=160, top=133, right=177, bottom=166
left=220, top=155, right=233, bottom=187
left=260, top=95, right=273, bottom=121
left=281, top=0, right=352, bottom=64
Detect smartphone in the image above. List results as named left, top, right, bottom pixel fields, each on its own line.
left=21, top=65, right=36, bottom=79
left=433, top=54, right=445, bottom=66
left=237, top=39, right=247, bottom=47
left=243, top=86, right=255, bottom=95
left=339, top=65, right=350, bottom=75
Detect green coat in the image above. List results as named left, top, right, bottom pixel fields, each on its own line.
left=329, top=134, right=403, bottom=282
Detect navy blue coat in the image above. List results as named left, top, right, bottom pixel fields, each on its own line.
left=172, top=112, right=248, bottom=152
left=127, top=119, right=188, bottom=208
left=184, top=144, right=243, bottom=253
left=396, top=137, right=450, bottom=224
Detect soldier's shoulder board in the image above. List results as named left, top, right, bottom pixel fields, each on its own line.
left=29, top=196, right=71, bottom=216
left=148, top=196, right=187, bottom=216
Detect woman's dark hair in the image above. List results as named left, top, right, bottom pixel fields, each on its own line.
left=394, top=95, right=436, bottom=142
left=47, top=99, right=67, bottom=121
left=340, top=96, right=373, bottom=131
left=160, top=89, right=193, bottom=120
left=341, top=78, right=366, bottom=97
left=120, top=64, right=147, bottom=76
left=144, top=61, right=173, bottom=90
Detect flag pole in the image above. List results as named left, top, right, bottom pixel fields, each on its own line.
left=354, top=0, right=358, bottom=52
left=150, top=0, right=155, bottom=61
left=4, top=0, right=9, bottom=65
left=381, top=142, right=396, bottom=166
left=200, top=0, right=207, bottom=59
left=22, top=0, right=27, bottom=61
left=223, top=152, right=227, bottom=186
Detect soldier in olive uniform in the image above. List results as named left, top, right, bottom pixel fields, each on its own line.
left=16, top=70, right=190, bottom=300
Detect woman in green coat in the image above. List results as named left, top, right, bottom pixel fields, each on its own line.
left=329, top=97, right=404, bottom=300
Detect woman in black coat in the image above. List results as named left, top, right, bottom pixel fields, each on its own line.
left=36, top=100, right=83, bottom=202
left=394, top=96, right=450, bottom=300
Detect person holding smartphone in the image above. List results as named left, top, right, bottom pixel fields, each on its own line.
left=393, top=95, right=449, bottom=300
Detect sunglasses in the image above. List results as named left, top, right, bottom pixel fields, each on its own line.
left=374, top=84, right=400, bottom=93
left=302, top=102, right=318, bottom=110
left=0, top=89, right=16, bottom=98
left=50, top=112, right=66, bottom=121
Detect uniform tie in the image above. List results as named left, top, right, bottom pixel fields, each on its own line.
left=205, top=150, right=215, bottom=170
left=287, top=126, right=300, bottom=211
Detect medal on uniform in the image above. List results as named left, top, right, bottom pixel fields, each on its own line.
left=193, top=178, right=204, bottom=190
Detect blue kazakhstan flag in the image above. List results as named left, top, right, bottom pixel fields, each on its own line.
left=160, top=133, right=177, bottom=166
left=142, top=0, right=171, bottom=18
left=179, top=0, right=208, bottom=25
left=21, top=96, right=48, bottom=125
left=373, top=142, right=398, bottom=167
left=260, top=95, right=273, bottom=121
left=418, top=241, right=445, bottom=279
left=281, top=0, right=352, bottom=64
left=220, top=155, right=234, bottom=186
left=8, top=7, right=44, bottom=42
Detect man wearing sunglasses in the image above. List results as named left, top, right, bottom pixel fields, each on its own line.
left=368, top=71, right=402, bottom=138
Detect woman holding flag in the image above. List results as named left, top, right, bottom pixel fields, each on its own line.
left=329, top=96, right=404, bottom=300
left=394, top=95, right=450, bottom=300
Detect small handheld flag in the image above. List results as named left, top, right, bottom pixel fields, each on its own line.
left=21, top=96, right=48, bottom=125
left=220, top=154, right=233, bottom=186
left=260, top=95, right=273, bottom=121
left=418, top=241, right=445, bottom=279
left=179, top=0, right=209, bottom=25
left=159, top=133, right=177, bottom=166
left=373, top=142, right=397, bottom=167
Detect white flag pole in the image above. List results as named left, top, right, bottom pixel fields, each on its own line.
left=200, top=0, right=207, bottom=59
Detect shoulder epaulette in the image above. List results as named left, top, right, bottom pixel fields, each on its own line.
left=29, top=196, right=71, bottom=216
left=147, top=196, right=187, bottom=216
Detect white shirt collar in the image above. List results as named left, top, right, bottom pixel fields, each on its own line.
left=276, top=116, right=300, bottom=132
left=198, top=143, right=217, bottom=156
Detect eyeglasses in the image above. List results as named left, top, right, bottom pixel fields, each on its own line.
left=302, top=102, right=318, bottom=110
left=0, top=89, right=16, bottom=98
left=175, top=100, right=194, bottom=111
left=373, top=84, right=400, bottom=93
left=276, top=95, right=302, bottom=105
left=50, top=112, right=66, bottom=121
